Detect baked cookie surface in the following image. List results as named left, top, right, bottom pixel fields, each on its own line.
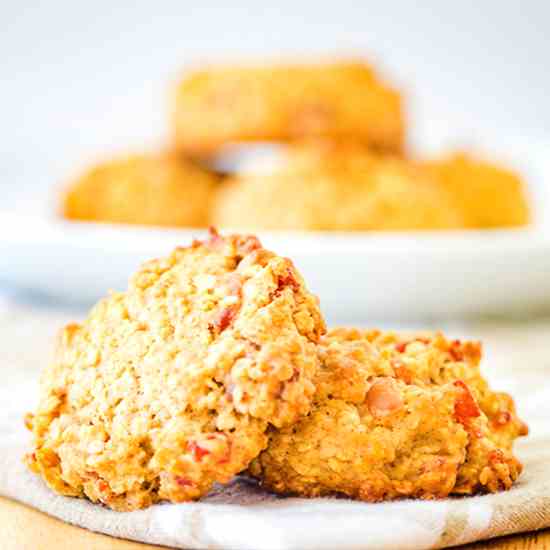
left=172, top=61, right=404, bottom=155
left=212, top=144, right=466, bottom=231
left=249, top=328, right=527, bottom=501
left=62, top=153, right=217, bottom=227
left=26, top=230, right=325, bottom=510
left=423, top=153, right=530, bottom=228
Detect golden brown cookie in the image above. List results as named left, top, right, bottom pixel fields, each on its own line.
left=172, top=61, right=404, bottom=155
left=249, top=329, right=527, bottom=501
left=423, top=153, right=530, bottom=228
left=212, top=144, right=466, bottom=231
left=26, top=229, right=325, bottom=510
left=62, top=153, right=218, bottom=227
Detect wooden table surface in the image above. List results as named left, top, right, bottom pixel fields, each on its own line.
left=2, top=497, right=549, bottom=550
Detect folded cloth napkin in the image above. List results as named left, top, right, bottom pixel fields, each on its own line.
left=2, top=301, right=550, bottom=550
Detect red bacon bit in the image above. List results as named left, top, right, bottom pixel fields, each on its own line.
left=98, top=480, right=109, bottom=492
left=493, top=411, right=512, bottom=427
left=454, top=380, right=481, bottom=427
left=210, top=304, right=239, bottom=333
left=175, top=476, right=195, bottom=488
left=270, top=266, right=301, bottom=299
left=277, top=268, right=300, bottom=293
left=395, top=341, right=408, bottom=353
left=188, top=441, right=210, bottom=462
left=392, top=361, right=413, bottom=384
left=208, top=274, right=243, bottom=335
left=449, top=340, right=464, bottom=361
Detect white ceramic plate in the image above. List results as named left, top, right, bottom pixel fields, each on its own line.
left=2, top=138, right=550, bottom=322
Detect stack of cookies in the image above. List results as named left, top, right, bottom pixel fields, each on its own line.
left=61, top=59, right=530, bottom=231
left=26, top=229, right=527, bottom=510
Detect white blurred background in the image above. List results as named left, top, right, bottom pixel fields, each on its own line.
left=2, top=1, right=549, bottom=207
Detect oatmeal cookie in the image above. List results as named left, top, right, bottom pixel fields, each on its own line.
left=26, top=229, right=325, bottom=510
left=62, top=152, right=218, bottom=227
left=212, top=144, right=466, bottom=231
left=249, top=329, right=526, bottom=501
left=172, top=61, right=404, bottom=155
left=423, top=153, right=530, bottom=228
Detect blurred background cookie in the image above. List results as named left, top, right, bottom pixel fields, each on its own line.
left=423, top=153, right=530, bottom=228
left=56, top=57, right=531, bottom=234
left=212, top=144, right=465, bottom=231
left=212, top=143, right=530, bottom=231
left=172, top=61, right=404, bottom=156
left=62, top=152, right=218, bottom=227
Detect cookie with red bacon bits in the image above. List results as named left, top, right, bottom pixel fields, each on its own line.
left=26, top=229, right=325, bottom=510
left=249, top=329, right=526, bottom=501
